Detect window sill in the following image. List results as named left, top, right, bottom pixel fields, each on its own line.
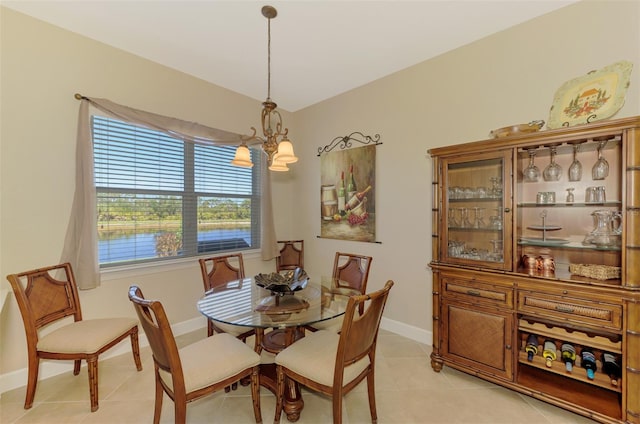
left=100, top=249, right=263, bottom=282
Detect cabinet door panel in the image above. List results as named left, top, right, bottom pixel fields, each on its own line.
left=442, top=301, right=513, bottom=380
left=440, top=150, right=513, bottom=271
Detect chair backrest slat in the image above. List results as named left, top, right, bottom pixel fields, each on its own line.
left=332, top=253, right=372, bottom=293
left=276, top=240, right=304, bottom=272
left=335, top=280, right=393, bottom=378
left=7, top=263, right=82, bottom=332
left=128, top=286, right=182, bottom=376
left=199, top=254, right=245, bottom=291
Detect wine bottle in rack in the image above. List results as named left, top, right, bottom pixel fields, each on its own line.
left=581, top=348, right=597, bottom=380
left=561, top=343, right=576, bottom=372
left=601, top=352, right=621, bottom=387
left=543, top=340, right=557, bottom=368
left=525, top=334, right=539, bottom=362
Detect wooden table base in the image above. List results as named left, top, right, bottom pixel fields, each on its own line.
left=259, top=328, right=305, bottom=422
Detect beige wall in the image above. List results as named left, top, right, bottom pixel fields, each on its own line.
left=1, top=0, right=639, bottom=389
left=291, top=0, right=640, bottom=334
left=0, top=6, right=294, bottom=381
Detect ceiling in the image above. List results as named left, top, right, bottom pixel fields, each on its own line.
left=2, top=0, right=578, bottom=112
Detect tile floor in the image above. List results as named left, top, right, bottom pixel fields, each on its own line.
left=1, top=329, right=595, bottom=423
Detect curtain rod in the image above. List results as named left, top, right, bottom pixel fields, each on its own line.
left=74, top=93, right=89, bottom=100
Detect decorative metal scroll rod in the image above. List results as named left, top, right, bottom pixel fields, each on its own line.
left=317, top=132, right=382, bottom=156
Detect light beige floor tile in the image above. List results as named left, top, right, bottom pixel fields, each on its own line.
left=0, top=328, right=608, bottom=424
left=519, top=394, right=598, bottom=423
left=439, top=366, right=497, bottom=389
left=79, top=399, right=155, bottom=423
left=0, top=400, right=32, bottom=423
left=13, top=401, right=91, bottom=423
left=382, top=356, right=453, bottom=390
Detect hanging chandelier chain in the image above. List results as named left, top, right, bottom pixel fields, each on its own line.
left=267, top=16, right=271, bottom=101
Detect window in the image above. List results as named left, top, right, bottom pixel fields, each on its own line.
left=92, top=116, right=261, bottom=267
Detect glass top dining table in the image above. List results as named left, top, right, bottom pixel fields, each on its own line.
left=197, top=276, right=360, bottom=330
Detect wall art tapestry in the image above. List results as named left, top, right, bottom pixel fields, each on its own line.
left=320, top=143, right=376, bottom=242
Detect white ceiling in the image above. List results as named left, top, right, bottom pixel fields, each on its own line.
left=2, top=0, right=578, bottom=111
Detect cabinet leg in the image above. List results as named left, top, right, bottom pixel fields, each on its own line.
left=430, top=353, right=443, bottom=372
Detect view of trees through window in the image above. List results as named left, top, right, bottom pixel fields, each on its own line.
left=93, top=116, right=259, bottom=266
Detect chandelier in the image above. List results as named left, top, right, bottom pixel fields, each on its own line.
left=231, top=5, right=298, bottom=172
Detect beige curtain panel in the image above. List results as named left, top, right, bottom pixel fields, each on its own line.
left=60, top=96, right=278, bottom=289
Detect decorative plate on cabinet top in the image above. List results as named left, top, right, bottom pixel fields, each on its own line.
left=547, top=60, right=633, bottom=129
left=489, top=120, right=545, bottom=138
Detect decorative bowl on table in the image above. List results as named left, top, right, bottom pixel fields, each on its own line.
left=254, top=268, right=309, bottom=296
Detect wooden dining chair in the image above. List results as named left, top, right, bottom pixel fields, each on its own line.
left=274, top=280, right=394, bottom=424
left=276, top=240, right=304, bottom=272
left=198, top=254, right=256, bottom=343
left=128, top=286, right=262, bottom=424
left=308, top=252, right=373, bottom=332
left=6, top=263, right=142, bottom=412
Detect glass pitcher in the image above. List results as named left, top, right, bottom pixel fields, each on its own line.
left=588, top=210, right=622, bottom=247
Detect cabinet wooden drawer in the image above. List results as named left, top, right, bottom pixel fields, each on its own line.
left=517, top=290, right=622, bottom=331
left=443, top=276, right=513, bottom=308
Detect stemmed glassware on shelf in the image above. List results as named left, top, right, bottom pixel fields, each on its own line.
left=568, top=144, right=583, bottom=181
left=489, top=177, right=502, bottom=198
left=448, top=208, right=459, bottom=228
left=472, top=207, right=486, bottom=229
left=457, top=207, right=472, bottom=228
left=523, top=149, right=540, bottom=182
left=592, top=140, right=609, bottom=180
left=566, top=188, right=575, bottom=203
left=543, top=146, right=562, bottom=181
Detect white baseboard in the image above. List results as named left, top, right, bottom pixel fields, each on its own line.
left=380, top=316, right=432, bottom=345
left=1, top=316, right=431, bottom=395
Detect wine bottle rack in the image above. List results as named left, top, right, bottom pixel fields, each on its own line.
left=517, top=351, right=621, bottom=393
left=518, top=320, right=622, bottom=353
left=518, top=320, right=622, bottom=393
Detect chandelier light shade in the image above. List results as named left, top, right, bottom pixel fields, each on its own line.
left=230, top=143, right=253, bottom=168
left=231, top=5, right=298, bottom=171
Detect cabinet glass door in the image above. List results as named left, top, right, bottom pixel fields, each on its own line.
left=441, top=150, right=512, bottom=271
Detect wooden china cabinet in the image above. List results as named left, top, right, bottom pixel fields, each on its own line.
left=428, top=116, right=640, bottom=424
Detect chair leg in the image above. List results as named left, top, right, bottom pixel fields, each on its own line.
left=153, top=371, right=163, bottom=424
left=273, top=365, right=285, bottom=424
left=254, top=328, right=264, bottom=354
left=207, top=321, right=214, bottom=337
left=332, top=388, right=343, bottom=424
left=130, top=328, right=143, bottom=371
left=367, top=371, right=378, bottom=423
left=174, top=396, right=187, bottom=424
left=73, top=359, right=81, bottom=375
left=250, top=366, right=262, bottom=423
left=24, top=355, right=39, bottom=409
left=87, top=357, right=99, bottom=412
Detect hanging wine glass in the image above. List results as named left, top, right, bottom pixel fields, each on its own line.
left=592, top=140, right=609, bottom=180
left=568, top=144, right=582, bottom=181
left=543, top=146, right=562, bottom=181
left=523, top=150, right=540, bottom=182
